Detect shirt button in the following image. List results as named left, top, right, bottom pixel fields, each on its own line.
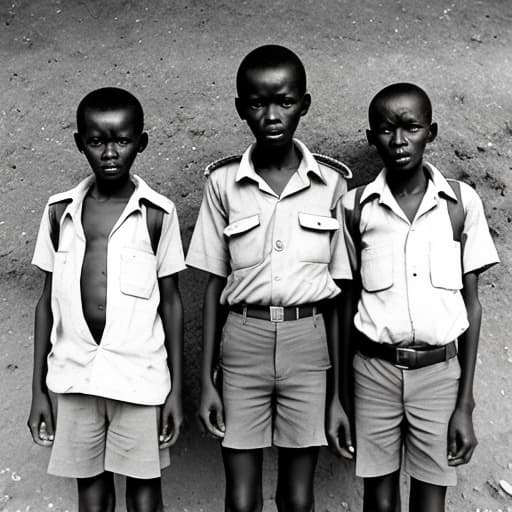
left=274, top=240, right=284, bottom=251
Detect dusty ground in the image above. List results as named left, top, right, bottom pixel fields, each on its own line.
left=1, top=0, right=511, bottom=510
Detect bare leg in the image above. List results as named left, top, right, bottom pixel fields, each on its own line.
left=363, top=471, right=400, bottom=512
left=125, top=476, right=163, bottom=512
left=222, top=447, right=263, bottom=512
left=275, top=447, right=319, bottom=512
left=409, top=478, right=446, bottom=512
left=77, top=472, right=115, bottom=512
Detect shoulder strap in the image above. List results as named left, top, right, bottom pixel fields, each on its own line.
left=445, top=179, right=465, bottom=243
left=145, top=203, right=164, bottom=254
left=48, top=200, right=71, bottom=251
left=204, top=155, right=242, bottom=176
left=312, top=153, right=352, bottom=178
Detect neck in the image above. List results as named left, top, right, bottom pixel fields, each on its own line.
left=387, top=163, right=428, bottom=195
left=92, top=176, right=134, bottom=200
left=252, top=141, right=300, bottom=172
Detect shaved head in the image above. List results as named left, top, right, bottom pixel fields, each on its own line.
left=236, top=45, right=307, bottom=97
left=369, top=83, right=432, bottom=130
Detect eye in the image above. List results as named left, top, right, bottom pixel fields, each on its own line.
left=408, top=126, right=421, bottom=133
left=88, top=137, right=102, bottom=146
left=117, top=138, right=130, bottom=145
left=248, top=100, right=264, bottom=110
left=281, top=97, right=295, bottom=108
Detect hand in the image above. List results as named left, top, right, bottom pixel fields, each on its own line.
left=198, top=381, right=225, bottom=439
left=27, top=391, right=55, bottom=447
left=447, top=406, right=477, bottom=466
left=159, top=390, right=183, bottom=449
left=326, top=398, right=355, bottom=459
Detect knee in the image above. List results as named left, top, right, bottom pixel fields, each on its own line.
left=226, top=492, right=263, bottom=512
left=364, top=496, right=396, bottom=512
left=276, top=489, right=314, bottom=512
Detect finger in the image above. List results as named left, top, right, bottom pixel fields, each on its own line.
left=447, top=430, right=458, bottom=461
left=327, top=429, right=344, bottom=458
left=448, top=440, right=475, bottom=466
left=215, top=408, right=225, bottom=434
left=36, top=421, right=54, bottom=446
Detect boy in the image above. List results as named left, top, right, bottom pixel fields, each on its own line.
left=341, top=82, right=499, bottom=512
left=28, top=87, right=185, bottom=512
left=186, top=45, right=354, bottom=512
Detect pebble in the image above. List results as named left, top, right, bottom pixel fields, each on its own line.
left=500, top=479, right=512, bottom=496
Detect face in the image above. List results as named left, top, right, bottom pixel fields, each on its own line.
left=235, top=65, right=310, bottom=149
left=367, top=92, right=437, bottom=176
left=74, top=107, right=147, bottom=187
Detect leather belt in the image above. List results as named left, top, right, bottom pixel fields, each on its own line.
left=230, top=304, right=319, bottom=322
left=358, top=335, right=457, bottom=370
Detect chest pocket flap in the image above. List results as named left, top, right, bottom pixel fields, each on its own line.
left=298, top=213, right=339, bottom=231
left=224, top=214, right=260, bottom=238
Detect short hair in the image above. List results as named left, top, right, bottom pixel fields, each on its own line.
left=368, top=82, right=432, bottom=129
left=76, top=87, right=144, bottom=134
left=236, top=45, right=307, bottom=96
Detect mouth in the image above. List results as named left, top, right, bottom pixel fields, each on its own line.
left=393, top=152, right=411, bottom=165
left=102, top=166, right=120, bottom=173
left=264, top=129, right=285, bottom=140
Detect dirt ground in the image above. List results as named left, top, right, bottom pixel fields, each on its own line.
left=1, top=0, right=511, bottom=510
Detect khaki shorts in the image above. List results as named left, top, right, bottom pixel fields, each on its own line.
left=219, top=311, right=331, bottom=449
left=49, top=394, right=170, bottom=479
left=353, top=352, right=460, bottom=486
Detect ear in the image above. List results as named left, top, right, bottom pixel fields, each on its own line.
left=366, top=129, right=375, bottom=146
left=138, top=132, right=149, bottom=153
left=300, top=93, right=311, bottom=116
left=74, top=133, right=84, bottom=152
left=235, top=97, right=246, bottom=120
left=427, top=122, right=438, bottom=143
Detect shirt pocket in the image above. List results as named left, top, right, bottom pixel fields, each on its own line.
left=120, top=248, right=157, bottom=299
left=298, top=212, right=339, bottom=264
left=360, top=243, right=393, bottom=292
left=52, top=251, right=69, bottom=296
left=429, top=240, right=463, bottom=290
left=224, top=214, right=262, bottom=270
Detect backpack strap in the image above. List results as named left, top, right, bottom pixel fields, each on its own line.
left=48, top=200, right=71, bottom=251
left=344, top=185, right=367, bottom=271
left=144, top=202, right=165, bottom=254
left=445, top=179, right=465, bottom=243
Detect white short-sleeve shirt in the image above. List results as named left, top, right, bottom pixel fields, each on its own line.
left=186, top=139, right=353, bottom=306
left=32, top=175, right=186, bottom=405
left=342, top=162, right=499, bottom=346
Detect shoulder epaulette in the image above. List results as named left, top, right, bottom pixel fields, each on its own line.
left=204, top=155, right=242, bottom=176
left=313, top=153, right=352, bottom=179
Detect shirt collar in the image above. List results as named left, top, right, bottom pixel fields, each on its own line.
left=48, top=174, right=171, bottom=220
left=359, top=161, right=458, bottom=207
left=235, top=138, right=327, bottom=185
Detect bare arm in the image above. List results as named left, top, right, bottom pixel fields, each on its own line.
left=325, top=281, right=354, bottom=458
left=27, top=272, right=55, bottom=446
left=448, top=271, right=481, bottom=465
left=158, top=274, right=184, bottom=448
left=197, top=273, right=227, bottom=438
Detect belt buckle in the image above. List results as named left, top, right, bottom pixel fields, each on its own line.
left=395, top=347, right=417, bottom=369
left=269, top=306, right=284, bottom=322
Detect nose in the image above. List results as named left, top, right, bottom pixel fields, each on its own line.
left=102, top=141, right=118, bottom=159
left=265, top=103, right=279, bottom=122
left=391, top=128, right=407, bottom=146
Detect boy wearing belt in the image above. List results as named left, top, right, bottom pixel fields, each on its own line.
left=187, top=45, right=354, bottom=512
left=341, top=82, right=499, bottom=512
